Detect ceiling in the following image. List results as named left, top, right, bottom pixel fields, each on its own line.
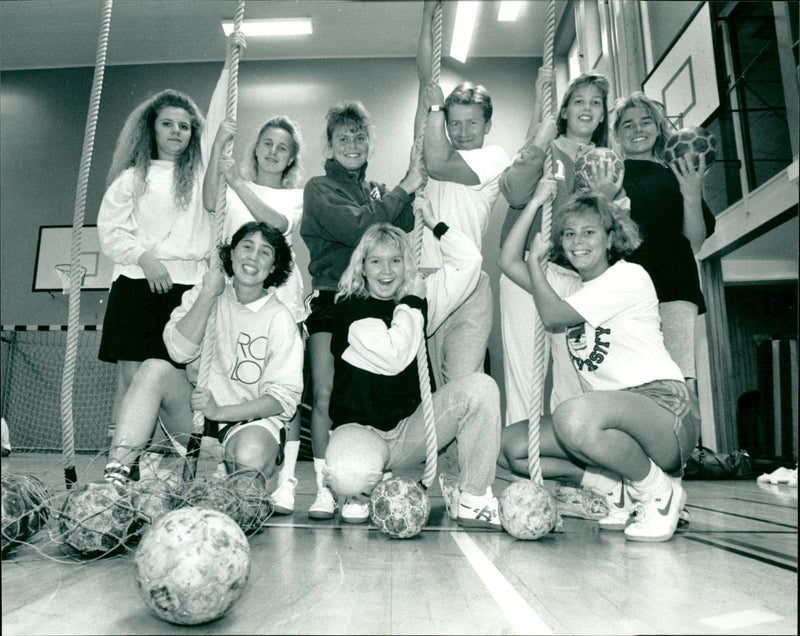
left=0, top=0, right=557, bottom=71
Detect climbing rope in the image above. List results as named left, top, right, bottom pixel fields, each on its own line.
left=412, top=0, right=443, bottom=490
left=183, top=0, right=245, bottom=480
left=527, top=0, right=557, bottom=485
left=60, top=0, right=114, bottom=489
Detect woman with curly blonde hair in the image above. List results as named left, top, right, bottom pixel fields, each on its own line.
left=499, top=183, right=699, bottom=543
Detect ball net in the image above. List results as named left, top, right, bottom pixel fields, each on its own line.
left=2, top=328, right=114, bottom=452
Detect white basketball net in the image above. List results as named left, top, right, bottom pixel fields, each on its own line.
left=54, top=264, right=87, bottom=295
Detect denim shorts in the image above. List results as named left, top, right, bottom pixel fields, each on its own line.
left=624, top=379, right=700, bottom=476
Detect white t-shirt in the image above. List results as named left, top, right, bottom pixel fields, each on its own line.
left=222, top=184, right=306, bottom=323
left=564, top=260, right=683, bottom=391
left=421, top=144, right=509, bottom=269
left=546, top=264, right=583, bottom=408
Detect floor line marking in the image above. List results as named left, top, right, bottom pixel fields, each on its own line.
left=450, top=531, right=553, bottom=636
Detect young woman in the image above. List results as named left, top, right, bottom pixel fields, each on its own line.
left=497, top=72, right=619, bottom=439
left=104, top=222, right=303, bottom=485
left=300, top=102, right=423, bottom=519
left=97, top=88, right=211, bottom=433
left=203, top=34, right=308, bottom=515
left=498, top=183, right=699, bottom=542
left=613, top=92, right=715, bottom=387
left=323, top=199, right=502, bottom=528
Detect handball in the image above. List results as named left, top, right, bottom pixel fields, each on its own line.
left=182, top=477, right=239, bottom=518
left=370, top=477, right=430, bottom=539
left=663, top=126, right=717, bottom=170
left=130, top=470, right=182, bottom=528
left=499, top=481, right=558, bottom=540
left=135, top=507, right=250, bottom=625
left=1, top=472, right=51, bottom=557
left=574, top=147, right=625, bottom=191
left=225, top=469, right=273, bottom=534
left=325, top=424, right=389, bottom=498
left=58, top=481, right=139, bottom=556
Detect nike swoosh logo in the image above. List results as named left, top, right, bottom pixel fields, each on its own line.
left=657, top=490, right=674, bottom=516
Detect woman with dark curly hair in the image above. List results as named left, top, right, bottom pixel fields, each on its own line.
left=104, top=221, right=303, bottom=485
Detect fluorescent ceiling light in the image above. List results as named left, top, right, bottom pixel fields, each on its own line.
left=450, top=1, right=479, bottom=63
left=222, top=18, right=312, bottom=37
left=498, top=1, right=523, bottom=22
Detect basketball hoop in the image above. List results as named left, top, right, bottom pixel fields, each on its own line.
left=54, top=264, right=87, bottom=295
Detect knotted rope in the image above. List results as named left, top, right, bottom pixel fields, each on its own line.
left=527, top=0, right=556, bottom=485
left=60, top=0, right=113, bottom=489
left=183, top=0, right=245, bottom=480
left=411, top=1, right=443, bottom=490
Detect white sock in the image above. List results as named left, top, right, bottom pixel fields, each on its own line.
left=629, top=460, right=670, bottom=501
left=580, top=467, right=621, bottom=495
left=314, top=457, right=326, bottom=490
left=279, top=441, right=300, bottom=483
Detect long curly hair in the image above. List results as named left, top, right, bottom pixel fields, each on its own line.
left=244, top=115, right=304, bottom=189
left=219, top=221, right=293, bottom=290
left=336, top=223, right=416, bottom=303
left=106, top=89, right=204, bottom=210
left=550, top=193, right=641, bottom=270
left=613, top=92, right=673, bottom=161
left=556, top=72, right=610, bottom=147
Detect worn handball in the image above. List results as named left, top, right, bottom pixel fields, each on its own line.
left=182, top=477, right=239, bottom=518
left=370, top=477, right=430, bottom=539
left=1, top=472, right=51, bottom=557
left=130, top=470, right=182, bottom=529
left=499, top=481, right=558, bottom=540
left=134, top=507, right=250, bottom=625
left=225, top=469, right=273, bottom=534
left=663, top=126, right=717, bottom=170
left=58, top=481, right=139, bottom=556
left=574, top=147, right=625, bottom=191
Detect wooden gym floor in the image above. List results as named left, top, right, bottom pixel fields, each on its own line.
left=1, top=452, right=797, bottom=635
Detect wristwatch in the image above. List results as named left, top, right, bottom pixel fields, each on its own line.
left=428, top=104, right=444, bottom=113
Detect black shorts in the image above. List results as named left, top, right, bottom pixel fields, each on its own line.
left=98, top=275, right=190, bottom=366
left=304, top=290, right=337, bottom=336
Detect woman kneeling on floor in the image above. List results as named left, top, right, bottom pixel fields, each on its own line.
left=498, top=182, right=699, bottom=542
left=323, top=199, right=503, bottom=529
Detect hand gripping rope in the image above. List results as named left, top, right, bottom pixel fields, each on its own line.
left=411, top=1, right=444, bottom=490
left=527, top=0, right=557, bottom=485
left=60, top=0, right=113, bottom=489
left=183, top=0, right=246, bottom=481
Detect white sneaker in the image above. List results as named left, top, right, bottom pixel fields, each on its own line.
left=598, top=481, right=637, bottom=531
left=341, top=498, right=370, bottom=524
left=308, top=486, right=336, bottom=520
left=271, top=476, right=297, bottom=515
left=624, top=478, right=687, bottom=542
left=457, top=494, right=502, bottom=530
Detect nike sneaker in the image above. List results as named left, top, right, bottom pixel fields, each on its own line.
left=624, top=478, right=687, bottom=542
left=598, top=480, right=636, bottom=530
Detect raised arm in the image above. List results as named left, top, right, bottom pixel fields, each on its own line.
left=498, top=178, right=555, bottom=291
left=526, top=233, right=585, bottom=329
left=414, top=0, right=439, bottom=142
left=671, top=154, right=712, bottom=253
